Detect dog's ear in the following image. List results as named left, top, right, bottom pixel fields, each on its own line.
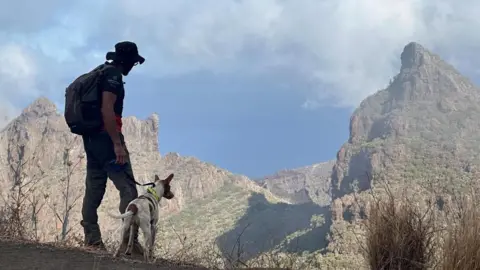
left=164, top=173, right=174, bottom=184
left=154, top=175, right=160, bottom=181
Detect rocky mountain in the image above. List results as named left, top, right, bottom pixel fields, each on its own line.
left=257, top=160, right=335, bottom=205
left=332, top=41, right=480, bottom=203
left=0, top=97, right=329, bottom=267
left=325, top=42, right=480, bottom=267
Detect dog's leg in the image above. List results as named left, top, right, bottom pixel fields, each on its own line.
left=125, top=224, right=135, bottom=256
left=150, top=223, right=157, bottom=261
left=139, top=222, right=152, bottom=262
left=114, top=220, right=129, bottom=258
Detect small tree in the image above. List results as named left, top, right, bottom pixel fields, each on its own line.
left=26, top=190, right=47, bottom=241
left=47, top=138, right=83, bottom=242
left=0, top=144, right=46, bottom=240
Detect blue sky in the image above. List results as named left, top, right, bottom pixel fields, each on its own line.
left=1, top=0, right=480, bottom=177
left=125, top=71, right=351, bottom=177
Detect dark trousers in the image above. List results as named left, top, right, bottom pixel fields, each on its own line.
left=80, top=131, right=138, bottom=244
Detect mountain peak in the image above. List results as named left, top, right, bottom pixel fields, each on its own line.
left=400, top=42, right=429, bottom=70
left=147, top=113, right=159, bottom=133
left=22, top=97, right=58, bottom=117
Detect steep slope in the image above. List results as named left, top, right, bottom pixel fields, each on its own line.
left=327, top=42, right=480, bottom=266
left=258, top=160, right=335, bottom=205
left=154, top=153, right=328, bottom=264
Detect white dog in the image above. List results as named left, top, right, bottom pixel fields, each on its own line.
left=109, top=173, right=175, bottom=262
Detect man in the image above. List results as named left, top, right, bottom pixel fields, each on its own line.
left=80, top=41, right=145, bottom=256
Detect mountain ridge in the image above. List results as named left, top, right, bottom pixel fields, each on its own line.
left=257, top=160, right=335, bottom=205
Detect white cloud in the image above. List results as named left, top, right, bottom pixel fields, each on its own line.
left=0, top=0, right=67, bottom=32
left=85, top=0, right=480, bottom=106
left=0, top=102, right=19, bottom=129
left=1, top=0, right=480, bottom=122
left=0, top=43, right=39, bottom=127
left=0, top=44, right=38, bottom=94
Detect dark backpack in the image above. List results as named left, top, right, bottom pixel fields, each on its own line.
left=64, top=65, right=111, bottom=135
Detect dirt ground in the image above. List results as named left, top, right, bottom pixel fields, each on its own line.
left=0, top=239, right=208, bottom=270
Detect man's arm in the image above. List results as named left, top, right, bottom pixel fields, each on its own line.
left=101, top=91, right=121, bottom=145
left=100, top=67, right=123, bottom=145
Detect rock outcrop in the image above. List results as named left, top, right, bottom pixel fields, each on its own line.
left=258, top=160, right=335, bottom=205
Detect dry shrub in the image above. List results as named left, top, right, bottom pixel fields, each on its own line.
left=248, top=251, right=321, bottom=270
left=364, top=186, right=436, bottom=270
left=0, top=183, right=45, bottom=241
left=0, top=204, right=28, bottom=240
left=441, top=195, right=480, bottom=270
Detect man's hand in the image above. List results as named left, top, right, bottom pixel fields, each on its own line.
left=114, top=143, right=127, bottom=164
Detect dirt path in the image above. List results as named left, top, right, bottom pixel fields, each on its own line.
left=0, top=239, right=208, bottom=270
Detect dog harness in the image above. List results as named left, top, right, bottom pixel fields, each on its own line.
left=137, top=191, right=157, bottom=220
left=146, top=187, right=160, bottom=202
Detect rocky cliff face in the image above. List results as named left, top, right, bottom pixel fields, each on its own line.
left=327, top=42, right=480, bottom=263
left=332, top=42, right=480, bottom=201
left=258, top=160, right=335, bottom=205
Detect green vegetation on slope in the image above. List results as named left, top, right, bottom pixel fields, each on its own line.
left=153, top=182, right=331, bottom=268
left=155, top=183, right=253, bottom=256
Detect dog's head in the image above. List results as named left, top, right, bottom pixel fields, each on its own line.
left=154, top=173, right=175, bottom=200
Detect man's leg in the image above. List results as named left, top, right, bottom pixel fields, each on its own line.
left=80, top=166, right=108, bottom=249
left=84, top=131, right=143, bottom=255
left=107, top=143, right=144, bottom=257
left=80, top=134, right=109, bottom=250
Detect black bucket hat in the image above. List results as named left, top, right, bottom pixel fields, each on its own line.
left=106, top=41, right=145, bottom=64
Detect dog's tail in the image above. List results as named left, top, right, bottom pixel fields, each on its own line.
left=108, top=210, right=134, bottom=219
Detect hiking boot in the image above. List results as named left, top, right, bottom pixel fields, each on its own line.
left=85, top=240, right=107, bottom=251
left=81, top=220, right=106, bottom=251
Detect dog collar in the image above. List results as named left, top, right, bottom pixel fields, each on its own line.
left=147, top=187, right=160, bottom=202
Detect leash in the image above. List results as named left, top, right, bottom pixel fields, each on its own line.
left=122, top=169, right=160, bottom=202
left=108, top=160, right=156, bottom=187
left=124, top=170, right=156, bottom=187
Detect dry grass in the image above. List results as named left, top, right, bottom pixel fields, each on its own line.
left=440, top=195, right=480, bottom=270
left=363, top=186, right=436, bottom=270
left=362, top=182, right=480, bottom=270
